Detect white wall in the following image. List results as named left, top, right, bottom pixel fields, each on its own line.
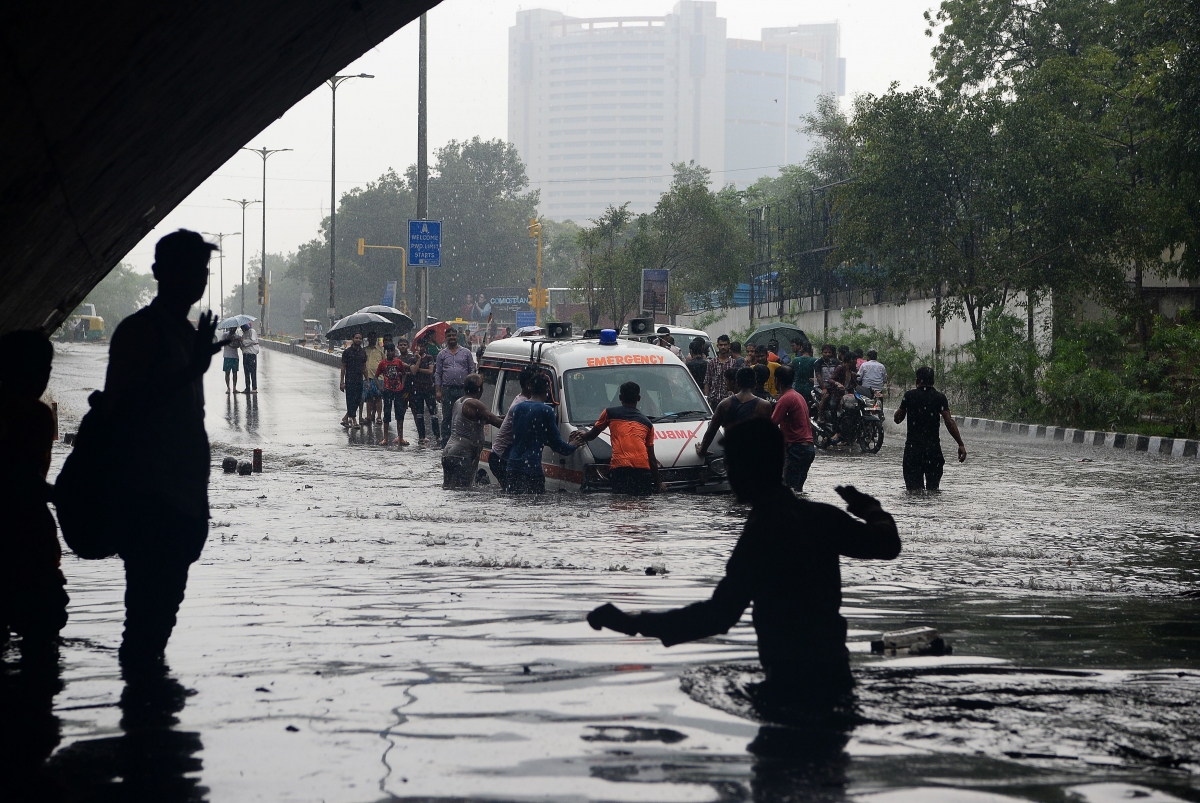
left=678, top=294, right=1050, bottom=355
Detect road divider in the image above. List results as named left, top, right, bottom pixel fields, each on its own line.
left=260, top=338, right=341, bottom=368
left=948, top=414, right=1198, bottom=459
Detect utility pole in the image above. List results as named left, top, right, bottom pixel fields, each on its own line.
left=202, top=232, right=240, bottom=320
left=327, top=73, right=375, bottom=328
left=241, top=146, right=292, bottom=334
left=226, top=199, right=260, bottom=314
left=416, top=12, right=429, bottom=327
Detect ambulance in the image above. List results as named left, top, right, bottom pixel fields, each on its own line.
left=477, top=325, right=729, bottom=493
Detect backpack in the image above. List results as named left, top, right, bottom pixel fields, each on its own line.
left=54, top=390, right=122, bottom=559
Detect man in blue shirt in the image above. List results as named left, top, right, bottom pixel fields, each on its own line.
left=504, top=372, right=577, bottom=494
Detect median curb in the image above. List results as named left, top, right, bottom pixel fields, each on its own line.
left=951, top=415, right=1200, bottom=459
left=260, top=338, right=341, bottom=368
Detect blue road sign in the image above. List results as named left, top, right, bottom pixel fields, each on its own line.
left=381, top=280, right=397, bottom=308
left=408, top=219, right=442, bottom=267
left=515, top=311, right=537, bottom=329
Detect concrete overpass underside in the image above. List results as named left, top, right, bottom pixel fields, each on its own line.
left=0, top=0, right=437, bottom=337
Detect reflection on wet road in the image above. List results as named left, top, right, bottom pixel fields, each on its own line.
left=22, top=343, right=1200, bottom=801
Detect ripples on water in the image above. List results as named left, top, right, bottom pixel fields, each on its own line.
left=27, top=344, right=1199, bottom=801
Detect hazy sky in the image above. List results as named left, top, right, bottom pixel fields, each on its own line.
left=124, top=0, right=941, bottom=291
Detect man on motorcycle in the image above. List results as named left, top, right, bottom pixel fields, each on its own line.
left=814, top=344, right=840, bottom=424
left=857, top=350, right=888, bottom=397
left=825, top=354, right=859, bottom=445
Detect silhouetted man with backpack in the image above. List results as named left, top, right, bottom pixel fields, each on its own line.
left=102, top=229, right=223, bottom=673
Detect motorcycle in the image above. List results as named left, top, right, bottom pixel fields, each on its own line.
left=813, top=387, right=884, bottom=454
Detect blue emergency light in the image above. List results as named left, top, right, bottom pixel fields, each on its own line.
left=599, top=329, right=617, bottom=345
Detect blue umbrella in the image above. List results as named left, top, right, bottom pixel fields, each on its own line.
left=217, top=314, right=257, bottom=329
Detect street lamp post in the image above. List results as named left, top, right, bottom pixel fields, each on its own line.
left=327, top=73, right=374, bottom=328
left=241, top=147, right=291, bottom=335
left=417, top=12, right=429, bottom=327
left=226, top=199, right=260, bottom=314
left=202, top=232, right=241, bottom=320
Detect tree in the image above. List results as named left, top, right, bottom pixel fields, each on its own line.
left=645, top=162, right=752, bottom=310
left=410, top=137, right=540, bottom=316
left=75, top=263, right=156, bottom=329
left=570, top=204, right=643, bottom=329
left=289, top=138, right=542, bottom=321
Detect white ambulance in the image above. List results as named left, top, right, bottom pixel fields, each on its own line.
left=478, top=327, right=729, bottom=493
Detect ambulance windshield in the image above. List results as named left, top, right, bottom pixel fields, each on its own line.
left=563, top=365, right=710, bottom=425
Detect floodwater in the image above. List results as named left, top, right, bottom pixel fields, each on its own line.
left=10, top=342, right=1200, bottom=802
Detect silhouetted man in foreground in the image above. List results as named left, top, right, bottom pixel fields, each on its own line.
left=0, top=331, right=68, bottom=656
left=589, top=417, right=900, bottom=699
left=103, top=229, right=223, bottom=673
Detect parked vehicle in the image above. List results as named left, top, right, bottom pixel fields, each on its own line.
left=478, top=329, right=728, bottom=493
left=618, top=321, right=714, bottom=358
left=62, top=303, right=105, bottom=341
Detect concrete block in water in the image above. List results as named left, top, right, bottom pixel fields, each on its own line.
left=222, top=456, right=238, bottom=473
left=870, top=626, right=952, bottom=656
left=237, top=461, right=253, bottom=476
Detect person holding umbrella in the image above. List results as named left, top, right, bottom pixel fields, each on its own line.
left=222, top=325, right=242, bottom=393
left=340, top=332, right=367, bottom=429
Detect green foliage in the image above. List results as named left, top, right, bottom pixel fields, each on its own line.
left=566, top=164, right=753, bottom=327
left=288, top=137, right=539, bottom=320
left=945, top=312, right=1200, bottom=436
left=944, top=310, right=1042, bottom=418
left=74, top=263, right=156, bottom=329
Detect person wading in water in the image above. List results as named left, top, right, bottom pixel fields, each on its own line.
left=588, top=417, right=901, bottom=708
left=695, top=367, right=772, bottom=458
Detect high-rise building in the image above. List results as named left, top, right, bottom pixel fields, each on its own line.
left=725, top=24, right=845, bottom=189
left=509, top=2, right=726, bottom=222
left=509, top=3, right=843, bottom=221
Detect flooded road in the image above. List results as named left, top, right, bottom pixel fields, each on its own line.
left=15, top=343, right=1200, bottom=802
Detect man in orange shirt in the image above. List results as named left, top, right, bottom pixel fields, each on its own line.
left=570, top=381, right=662, bottom=495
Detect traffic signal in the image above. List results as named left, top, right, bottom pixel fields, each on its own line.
left=540, top=289, right=550, bottom=308
left=528, top=288, right=548, bottom=308
left=357, top=237, right=365, bottom=256
left=257, top=276, right=265, bottom=305
left=528, top=287, right=538, bottom=307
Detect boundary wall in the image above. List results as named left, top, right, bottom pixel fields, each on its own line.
left=677, top=293, right=1049, bottom=355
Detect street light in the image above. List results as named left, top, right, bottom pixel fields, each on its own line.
left=202, top=231, right=240, bottom=319
left=226, top=199, right=260, bottom=314
left=241, top=146, right=292, bottom=334
left=326, top=72, right=375, bottom=327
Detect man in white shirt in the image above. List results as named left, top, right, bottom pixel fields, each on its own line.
left=857, top=350, right=888, bottom=397
left=240, top=322, right=261, bottom=393
left=222, top=327, right=242, bottom=393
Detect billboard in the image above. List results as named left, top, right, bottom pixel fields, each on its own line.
left=641, top=269, right=669, bottom=316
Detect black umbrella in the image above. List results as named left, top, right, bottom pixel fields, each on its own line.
left=326, top=312, right=396, bottom=341
left=356, top=305, right=414, bottom=334
left=746, top=323, right=809, bottom=350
